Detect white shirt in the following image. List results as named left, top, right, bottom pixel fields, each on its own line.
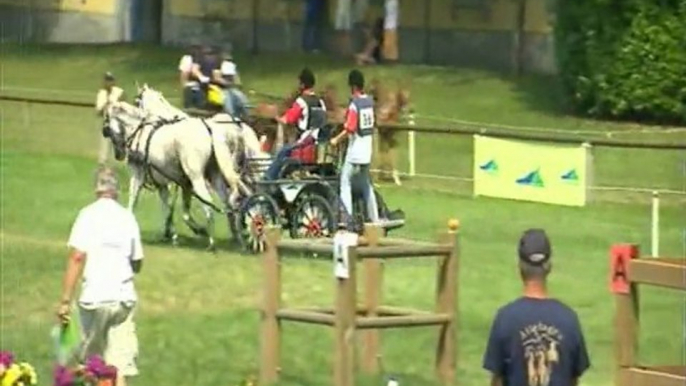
left=345, top=98, right=374, bottom=164
left=178, top=54, right=194, bottom=73
left=95, top=86, right=124, bottom=115
left=384, top=0, right=399, bottom=30
left=67, top=198, right=144, bottom=305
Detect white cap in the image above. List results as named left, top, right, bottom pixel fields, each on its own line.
left=221, top=61, right=237, bottom=76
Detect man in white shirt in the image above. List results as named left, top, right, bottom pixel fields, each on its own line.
left=57, top=167, right=144, bottom=386
left=95, top=73, right=125, bottom=165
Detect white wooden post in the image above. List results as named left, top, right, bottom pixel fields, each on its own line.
left=408, top=113, right=416, bottom=177
left=651, top=190, right=660, bottom=258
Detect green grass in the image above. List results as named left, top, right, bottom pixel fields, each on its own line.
left=1, top=44, right=685, bottom=386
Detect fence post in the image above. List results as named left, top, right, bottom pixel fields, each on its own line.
left=408, top=113, right=416, bottom=177
left=613, top=244, right=639, bottom=386
left=334, top=244, right=357, bottom=386
left=361, top=225, right=382, bottom=374
left=260, top=227, right=282, bottom=385
left=435, top=221, right=459, bottom=385
left=651, top=191, right=660, bottom=258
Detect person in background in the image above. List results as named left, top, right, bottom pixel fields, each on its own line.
left=57, top=167, right=144, bottom=386
left=265, top=68, right=327, bottom=180
left=482, top=229, right=591, bottom=386
left=302, top=0, right=325, bottom=53
left=334, top=0, right=353, bottom=56
left=217, top=47, right=250, bottom=120
left=178, top=42, right=202, bottom=109
left=382, top=0, right=399, bottom=63
left=330, top=69, right=379, bottom=226
left=191, top=45, right=220, bottom=109
left=95, top=72, right=125, bottom=165
left=355, top=17, right=384, bottom=65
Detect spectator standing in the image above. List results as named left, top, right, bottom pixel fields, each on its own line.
left=382, top=0, right=399, bottom=63
left=302, top=0, right=325, bottom=52
left=334, top=0, right=353, bottom=56
left=57, top=167, right=144, bottom=386
left=482, top=229, right=591, bottom=386
left=95, top=72, right=125, bottom=165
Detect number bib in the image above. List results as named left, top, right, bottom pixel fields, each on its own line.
left=358, top=107, right=375, bottom=136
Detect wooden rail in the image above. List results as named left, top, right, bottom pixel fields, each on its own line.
left=260, top=221, right=460, bottom=386
left=611, top=244, right=686, bottom=386
left=2, top=94, right=684, bottom=150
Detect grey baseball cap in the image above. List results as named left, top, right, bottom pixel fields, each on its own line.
left=94, top=167, right=119, bottom=193
left=518, top=228, right=552, bottom=266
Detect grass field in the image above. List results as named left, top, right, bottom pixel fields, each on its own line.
left=1, top=44, right=685, bottom=386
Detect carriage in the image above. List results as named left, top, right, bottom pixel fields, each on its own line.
left=230, top=123, right=406, bottom=253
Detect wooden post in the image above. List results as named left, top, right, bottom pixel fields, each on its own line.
left=334, top=244, right=357, bottom=386
left=361, top=225, right=382, bottom=373
left=614, top=244, right=640, bottom=386
left=260, top=227, right=282, bottom=385
left=435, top=221, right=459, bottom=385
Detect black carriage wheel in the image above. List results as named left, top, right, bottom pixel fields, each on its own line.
left=289, top=195, right=336, bottom=239
left=350, top=189, right=389, bottom=236
left=235, top=193, right=280, bottom=253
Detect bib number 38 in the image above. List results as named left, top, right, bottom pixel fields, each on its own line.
left=359, top=107, right=375, bottom=136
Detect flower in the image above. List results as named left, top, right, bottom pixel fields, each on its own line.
left=17, top=363, right=37, bottom=385
left=1, top=364, right=22, bottom=386
left=53, top=366, right=75, bottom=386
left=0, top=352, right=13, bottom=368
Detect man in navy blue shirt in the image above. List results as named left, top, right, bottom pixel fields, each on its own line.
left=483, top=229, right=590, bottom=386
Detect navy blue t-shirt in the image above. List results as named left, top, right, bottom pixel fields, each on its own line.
left=482, top=297, right=590, bottom=386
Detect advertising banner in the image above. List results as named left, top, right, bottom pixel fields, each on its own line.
left=473, top=135, right=592, bottom=207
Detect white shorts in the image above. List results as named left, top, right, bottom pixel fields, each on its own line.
left=79, top=302, right=139, bottom=377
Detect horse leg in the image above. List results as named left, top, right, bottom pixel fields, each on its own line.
left=187, top=176, right=217, bottom=251
left=158, top=184, right=179, bottom=246
left=181, top=187, right=207, bottom=238
left=127, top=168, right=144, bottom=212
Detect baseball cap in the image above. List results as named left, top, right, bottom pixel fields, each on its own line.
left=94, top=167, right=119, bottom=193
left=518, top=228, right=551, bottom=266
left=104, top=72, right=115, bottom=81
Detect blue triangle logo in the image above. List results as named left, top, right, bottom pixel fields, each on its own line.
left=479, top=159, right=498, bottom=174
left=561, top=169, right=579, bottom=182
left=516, top=169, right=544, bottom=187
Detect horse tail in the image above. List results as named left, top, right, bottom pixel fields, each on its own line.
left=209, top=124, right=251, bottom=199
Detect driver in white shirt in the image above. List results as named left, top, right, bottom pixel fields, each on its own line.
left=57, top=167, right=144, bottom=386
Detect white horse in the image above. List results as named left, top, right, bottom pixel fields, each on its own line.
left=134, top=84, right=271, bottom=176
left=103, top=101, right=251, bottom=250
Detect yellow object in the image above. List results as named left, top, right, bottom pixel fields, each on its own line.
left=447, top=219, right=460, bottom=231
left=1, top=364, right=21, bottom=386
left=207, top=85, right=225, bottom=106
left=473, top=135, right=591, bottom=207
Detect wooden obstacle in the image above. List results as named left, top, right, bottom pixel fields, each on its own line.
left=610, top=244, right=686, bottom=386
left=260, top=222, right=460, bottom=386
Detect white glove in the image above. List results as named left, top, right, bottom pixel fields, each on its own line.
left=199, top=76, right=210, bottom=84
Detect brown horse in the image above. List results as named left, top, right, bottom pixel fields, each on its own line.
left=370, top=79, right=411, bottom=185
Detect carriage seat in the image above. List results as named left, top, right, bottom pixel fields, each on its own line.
left=289, top=124, right=336, bottom=165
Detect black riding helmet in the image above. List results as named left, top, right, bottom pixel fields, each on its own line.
left=299, top=68, right=316, bottom=89
left=348, top=69, right=364, bottom=89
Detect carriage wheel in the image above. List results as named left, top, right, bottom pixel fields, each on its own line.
left=289, top=195, right=336, bottom=240
left=235, top=193, right=280, bottom=253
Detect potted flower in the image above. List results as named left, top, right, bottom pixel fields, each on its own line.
left=54, top=355, right=117, bottom=386
left=0, top=351, right=38, bottom=386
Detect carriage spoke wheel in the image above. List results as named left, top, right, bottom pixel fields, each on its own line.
left=290, top=195, right=335, bottom=240
left=236, top=194, right=279, bottom=254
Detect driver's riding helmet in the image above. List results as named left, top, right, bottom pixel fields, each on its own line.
left=348, top=69, right=365, bottom=90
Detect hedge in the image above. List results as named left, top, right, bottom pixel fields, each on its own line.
left=554, top=0, right=686, bottom=124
